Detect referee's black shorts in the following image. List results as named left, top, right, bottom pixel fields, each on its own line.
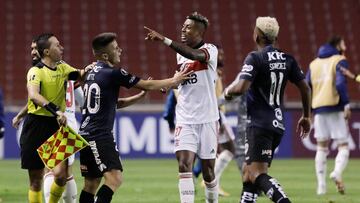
left=20, top=114, right=59, bottom=169
left=245, top=127, right=283, bottom=167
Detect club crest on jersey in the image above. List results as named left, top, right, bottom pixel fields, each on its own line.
left=120, top=68, right=129, bottom=76
left=242, top=64, right=253, bottom=72
left=93, top=65, right=102, bottom=72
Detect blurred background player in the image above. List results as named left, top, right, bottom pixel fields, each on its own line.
left=0, top=87, right=4, bottom=140
left=192, top=45, right=236, bottom=197
left=145, top=12, right=220, bottom=203
left=212, top=45, right=235, bottom=197
left=163, top=89, right=177, bottom=134
left=306, top=35, right=350, bottom=195
left=78, top=32, right=191, bottom=203
left=224, top=16, right=311, bottom=203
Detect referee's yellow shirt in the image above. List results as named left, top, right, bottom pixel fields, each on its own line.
left=26, top=62, right=78, bottom=116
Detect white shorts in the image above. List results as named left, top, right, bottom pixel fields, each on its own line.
left=314, top=112, right=349, bottom=143
left=218, top=111, right=235, bottom=144
left=65, top=114, right=79, bottom=166
left=174, top=121, right=218, bottom=159
left=66, top=115, right=80, bottom=132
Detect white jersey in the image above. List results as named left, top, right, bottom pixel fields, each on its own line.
left=176, top=43, right=219, bottom=124
left=65, top=81, right=84, bottom=130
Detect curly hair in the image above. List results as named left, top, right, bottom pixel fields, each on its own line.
left=187, top=12, right=209, bottom=29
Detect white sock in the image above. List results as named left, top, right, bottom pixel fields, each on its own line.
left=178, top=172, right=195, bottom=203
left=44, top=172, right=54, bottom=203
left=214, top=150, right=233, bottom=183
left=204, top=179, right=218, bottom=203
left=315, top=146, right=328, bottom=187
left=333, top=146, right=349, bottom=179
left=62, top=175, right=77, bottom=203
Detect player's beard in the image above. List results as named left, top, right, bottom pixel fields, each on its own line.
left=32, top=58, right=41, bottom=66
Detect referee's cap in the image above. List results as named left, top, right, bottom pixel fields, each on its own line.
left=256, top=16, right=280, bottom=41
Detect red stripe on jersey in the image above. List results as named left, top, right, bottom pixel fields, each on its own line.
left=74, top=81, right=81, bottom=89
left=200, top=48, right=210, bottom=62
left=182, top=61, right=208, bottom=72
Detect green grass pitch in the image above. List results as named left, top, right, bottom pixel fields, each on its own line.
left=0, top=159, right=359, bottom=202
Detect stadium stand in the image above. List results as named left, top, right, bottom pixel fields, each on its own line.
left=0, top=0, right=359, bottom=105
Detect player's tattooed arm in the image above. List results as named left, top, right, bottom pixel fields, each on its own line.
left=144, top=26, right=207, bottom=63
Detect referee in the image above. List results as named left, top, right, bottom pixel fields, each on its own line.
left=20, top=33, right=87, bottom=203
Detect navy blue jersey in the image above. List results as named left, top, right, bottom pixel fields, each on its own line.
left=79, top=61, right=140, bottom=140
left=239, top=45, right=304, bottom=134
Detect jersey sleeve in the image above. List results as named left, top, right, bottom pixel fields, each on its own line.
left=199, top=44, right=218, bottom=69
left=112, top=68, right=140, bottom=89
left=27, top=67, right=41, bottom=86
left=288, top=57, right=305, bottom=83
left=239, top=53, right=258, bottom=81
left=64, top=63, right=79, bottom=80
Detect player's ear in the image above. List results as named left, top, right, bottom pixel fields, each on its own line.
left=101, top=53, right=109, bottom=60
left=256, top=36, right=260, bottom=43
left=44, top=49, right=50, bottom=56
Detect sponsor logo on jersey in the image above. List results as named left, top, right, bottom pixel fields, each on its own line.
left=272, top=120, right=285, bottom=130
left=262, top=149, right=272, bottom=156
left=81, top=116, right=90, bottom=129
left=181, top=73, right=198, bottom=85
left=267, top=51, right=286, bottom=61
left=129, top=76, right=136, bottom=83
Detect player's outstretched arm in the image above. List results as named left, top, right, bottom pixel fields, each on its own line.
left=134, top=68, right=193, bottom=91
left=117, top=91, right=147, bottom=109
left=295, top=79, right=311, bottom=139
left=223, top=79, right=251, bottom=100
left=144, top=26, right=207, bottom=63
left=340, top=67, right=360, bottom=83
left=12, top=104, right=28, bottom=128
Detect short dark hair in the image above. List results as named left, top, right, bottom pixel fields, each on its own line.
left=187, top=12, right=209, bottom=30
left=32, top=35, right=39, bottom=43
left=36, top=33, right=54, bottom=58
left=92, top=32, right=117, bottom=54
left=328, top=35, right=343, bottom=48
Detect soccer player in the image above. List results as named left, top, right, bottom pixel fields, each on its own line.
left=13, top=37, right=86, bottom=203
left=306, top=36, right=350, bottom=195
left=78, top=32, right=191, bottom=203
left=163, top=89, right=177, bottom=133
left=145, top=12, right=220, bottom=203
left=20, top=33, right=89, bottom=203
left=213, top=45, right=236, bottom=197
left=224, top=16, right=311, bottom=203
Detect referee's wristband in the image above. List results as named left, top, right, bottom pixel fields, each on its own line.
left=163, top=37, right=173, bottom=46
left=43, top=102, right=60, bottom=117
